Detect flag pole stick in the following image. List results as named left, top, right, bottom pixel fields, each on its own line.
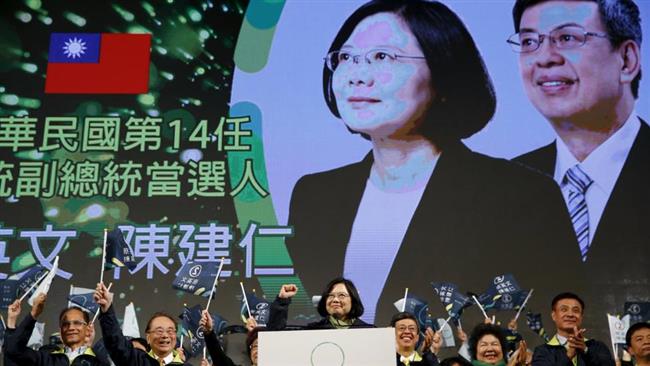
left=402, top=288, right=409, bottom=312
left=609, top=314, right=618, bottom=361
left=514, top=289, right=534, bottom=321
left=472, top=295, right=489, bottom=320
left=438, top=315, right=453, bottom=333
left=99, top=229, right=108, bottom=284
left=91, top=283, right=112, bottom=324
left=18, top=270, right=50, bottom=302
left=240, top=282, right=252, bottom=318
left=0, top=314, right=5, bottom=329
left=205, top=258, right=225, bottom=312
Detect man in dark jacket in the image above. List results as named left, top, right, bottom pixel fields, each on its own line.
left=5, top=294, right=104, bottom=366
left=94, top=282, right=191, bottom=366
left=532, top=293, right=614, bottom=366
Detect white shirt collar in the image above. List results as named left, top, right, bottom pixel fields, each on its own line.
left=156, top=352, right=175, bottom=365
left=400, top=351, right=417, bottom=362
left=554, top=111, right=640, bottom=194
left=64, top=345, right=88, bottom=361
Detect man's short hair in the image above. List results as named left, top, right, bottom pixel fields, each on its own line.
left=58, top=306, right=90, bottom=326
left=626, top=322, right=650, bottom=347
left=390, top=312, right=419, bottom=331
left=145, top=312, right=178, bottom=332
left=551, top=292, right=585, bottom=311
left=512, top=0, right=642, bottom=98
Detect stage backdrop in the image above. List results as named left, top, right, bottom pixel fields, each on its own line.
left=1, top=0, right=649, bottom=356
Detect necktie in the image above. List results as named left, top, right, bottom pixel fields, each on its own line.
left=159, top=358, right=165, bottom=366
left=562, top=165, right=593, bottom=262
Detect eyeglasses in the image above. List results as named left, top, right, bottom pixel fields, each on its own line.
left=148, top=327, right=177, bottom=336
left=507, top=25, right=608, bottom=53
left=61, top=320, right=87, bottom=328
left=396, top=325, right=418, bottom=333
left=326, top=292, right=350, bottom=301
left=324, top=48, right=426, bottom=72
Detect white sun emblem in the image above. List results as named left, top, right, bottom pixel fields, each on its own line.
left=62, top=37, right=87, bottom=59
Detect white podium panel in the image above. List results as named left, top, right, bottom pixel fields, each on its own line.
left=258, top=327, right=396, bottom=366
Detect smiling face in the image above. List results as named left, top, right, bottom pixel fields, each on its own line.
left=394, top=318, right=419, bottom=351
left=518, top=1, right=626, bottom=126
left=332, top=12, right=433, bottom=140
left=477, top=334, right=504, bottom=364
left=325, top=283, right=353, bottom=320
left=146, top=316, right=177, bottom=358
left=60, top=309, right=88, bottom=348
left=551, top=298, right=583, bottom=334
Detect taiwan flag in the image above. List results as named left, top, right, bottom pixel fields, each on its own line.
left=45, top=33, right=151, bottom=94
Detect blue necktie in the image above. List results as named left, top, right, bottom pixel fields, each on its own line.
left=562, top=165, right=594, bottom=262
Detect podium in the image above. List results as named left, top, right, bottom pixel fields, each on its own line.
left=258, top=327, right=396, bottom=365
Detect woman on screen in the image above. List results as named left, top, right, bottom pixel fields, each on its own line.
left=286, top=0, right=581, bottom=325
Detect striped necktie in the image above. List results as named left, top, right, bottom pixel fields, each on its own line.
left=562, top=165, right=593, bottom=262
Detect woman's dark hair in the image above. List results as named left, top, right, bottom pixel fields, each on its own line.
left=323, top=0, right=496, bottom=147
left=441, top=356, right=473, bottom=366
left=316, top=277, right=364, bottom=319
left=468, top=323, right=509, bottom=361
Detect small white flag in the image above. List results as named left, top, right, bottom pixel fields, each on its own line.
left=608, top=314, right=630, bottom=346
left=122, top=302, right=140, bottom=338
left=436, top=318, right=456, bottom=348
left=29, top=257, right=59, bottom=306
left=27, top=322, right=45, bottom=350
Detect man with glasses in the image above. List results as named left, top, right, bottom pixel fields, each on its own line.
left=4, top=293, right=105, bottom=366
left=508, top=0, right=647, bottom=342
left=391, top=312, right=439, bottom=366
left=94, top=282, right=190, bottom=366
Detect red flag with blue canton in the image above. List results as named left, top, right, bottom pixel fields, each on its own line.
left=45, top=33, right=151, bottom=94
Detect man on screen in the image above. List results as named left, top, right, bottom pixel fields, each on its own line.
left=510, top=0, right=648, bottom=338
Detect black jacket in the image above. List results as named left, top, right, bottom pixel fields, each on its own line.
left=396, top=351, right=439, bottom=366
left=514, top=119, right=650, bottom=341
left=5, top=314, right=102, bottom=366
left=204, top=330, right=240, bottom=366
left=267, top=296, right=374, bottom=331
left=98, top=305, right=192, bottom=366
left=531, top=336, right=614, bottom=366
left=287, top=143, right=583, bottom=326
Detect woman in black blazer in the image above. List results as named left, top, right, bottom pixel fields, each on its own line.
left=286, top=0, right=582, bottom=327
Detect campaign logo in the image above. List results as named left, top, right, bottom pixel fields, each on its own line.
left=45, top=33, right=151, bottom=94
left=189, top=265, right=203, bottom=278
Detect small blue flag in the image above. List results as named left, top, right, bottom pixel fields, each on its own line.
left=105, top=227, right=137, bottom=270
left=68, top=292, right=100, bottom=314
left=493, top=290, right=529, bottom=311
left=241, top=292, right=270, bottom=326
left=179, top=304, right=227, bottom=359
left=431, top=282, right=473, bottom=320
left=625, top=301, right=650, bottom=324
left=0, top=265, right=48, bottom=308
left=173, top=260, right=221, bottom=298
left=526, top=312, right=549, bottom=341
left=477, top=274, right=521, bottom=310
